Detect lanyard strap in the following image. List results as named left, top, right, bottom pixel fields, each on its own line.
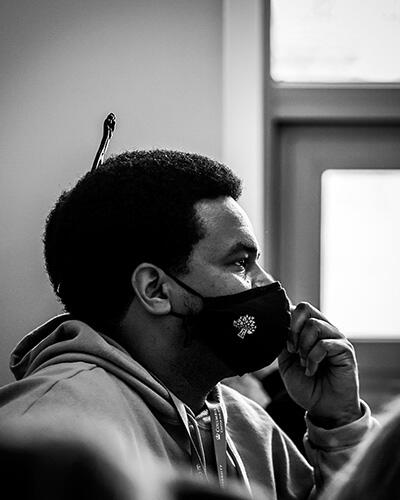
left=206, top=401, right=227, bottom=488
left=169, top=391, right=252, bottom=496
left=208, top=399, right=252, bottom=495
left=169, top=391, right=208, bottom=480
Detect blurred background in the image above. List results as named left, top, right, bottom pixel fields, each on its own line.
left=1, top=0, right=400, bottom=414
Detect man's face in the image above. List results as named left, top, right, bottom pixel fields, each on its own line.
left=181, top=196, right=274, bottom=298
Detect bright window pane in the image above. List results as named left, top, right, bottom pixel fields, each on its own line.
left=271, top=0, right=400, bottom=83
left=321, top=170, right=400, bottom=338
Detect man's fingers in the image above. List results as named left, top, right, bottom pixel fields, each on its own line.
left=305, top=339, right=355, bottom=377
left=287, top=302, right=336, bottom=352
left=297, top=318, right=343, bottom=363
left=305, top=342, right=327, bottom=377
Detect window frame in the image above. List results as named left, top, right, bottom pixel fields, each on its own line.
left=263, top=0, right=400, bottom=411
left=263, top=0, right=400, bottom=274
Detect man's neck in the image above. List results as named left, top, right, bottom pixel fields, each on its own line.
left=161, top=372, right=209, bottom=414
left=117, top=314, right=233, bottom=414
left=149, top=356, right=221, bottom=414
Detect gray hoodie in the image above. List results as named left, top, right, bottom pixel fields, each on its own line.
left=0, top=314, right=376, bottom=499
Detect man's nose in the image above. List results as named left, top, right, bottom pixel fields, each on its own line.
left=253, top=264, right=275, bottom=287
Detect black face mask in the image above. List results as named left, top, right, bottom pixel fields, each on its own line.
left=169, top=276, right=291, bottom=376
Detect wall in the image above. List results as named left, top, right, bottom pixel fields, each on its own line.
left=0, top=0, right=224, bottom=385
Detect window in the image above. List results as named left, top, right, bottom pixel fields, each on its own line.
left=321, top=170, right=400, bottom=338
left=271, top=0, right=400, bottom=83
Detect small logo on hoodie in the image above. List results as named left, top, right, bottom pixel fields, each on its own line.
left=233, top=315, right=256, bottom=339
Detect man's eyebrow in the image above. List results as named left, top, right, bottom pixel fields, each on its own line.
left=224, top=242, right=260, bottom=259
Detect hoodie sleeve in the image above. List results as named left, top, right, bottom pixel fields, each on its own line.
left=304, top=400, right=379, bottom=491
left=269, top=424, right=315, bottom=500
left=221, top=384, right=315, bottom=499
left=221, top=385, right=379, bottom=499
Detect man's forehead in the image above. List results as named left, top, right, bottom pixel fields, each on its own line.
left=194, top=197, right=259, bottom=257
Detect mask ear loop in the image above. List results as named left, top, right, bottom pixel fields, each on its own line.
left=165, top=272, right=204, bottom=299
left=165, top=273, right=204, bottom=348
left=55, top=113, right=117, bottom=296
left=91, top=112, right=116, bottom=171
left=168, top=299, right=194, bottom=348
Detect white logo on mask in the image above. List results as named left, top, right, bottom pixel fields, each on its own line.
left=233, top=315, right=257, bottom=339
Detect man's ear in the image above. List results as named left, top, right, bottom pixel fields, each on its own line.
left=131, top=263, right=172, bottom=316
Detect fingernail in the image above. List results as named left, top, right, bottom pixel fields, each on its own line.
left=287, top=342, right=295, bottom=353
left=305, top=367, right=311, bottom=377
left=300, top=358, right=306, bottom=367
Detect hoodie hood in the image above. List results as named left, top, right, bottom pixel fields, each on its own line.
left=11, top=314, right=76, bottom=380
left=10, top=315, right=226, bottom=424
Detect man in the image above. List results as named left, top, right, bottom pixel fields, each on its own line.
left=0, top=150, right=375, bottom=498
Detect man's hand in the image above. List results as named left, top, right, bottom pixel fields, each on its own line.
left=278, top=302, right=362, bottom=429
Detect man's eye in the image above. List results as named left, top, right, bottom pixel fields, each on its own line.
left=234, top=258, right=249, bottom=270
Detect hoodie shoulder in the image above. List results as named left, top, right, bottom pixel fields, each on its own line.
left=2, top=314, right=137, bottom=430
left=1, top=316, right=180, bottom=434
left=0, top=360, right=149, bottom=463
left=0, top=361, right=121, bottom=421
left=9, top=315, right=133, bottom=380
